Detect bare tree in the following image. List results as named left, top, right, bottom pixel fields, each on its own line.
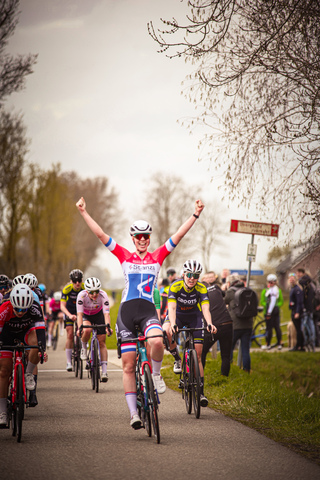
left=148, top=1, right=320, bottom=233
left=0, top=0, right=37, bottom=106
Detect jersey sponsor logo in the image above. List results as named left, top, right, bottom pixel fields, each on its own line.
left=177, top=295, right=198, bottom=305
left=129, top=264, right=157, bottom=272
left=78, top=300, right=83, bottom=305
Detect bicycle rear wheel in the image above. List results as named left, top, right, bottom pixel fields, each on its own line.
left=144, top=364, right=160, bottom=444
left=16, top=364, right=24, bottom=442
left=183, top=351, right=192, bottom=415
left=190, top=349, right=201, bottom=419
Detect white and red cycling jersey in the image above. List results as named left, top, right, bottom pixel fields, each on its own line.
left=105, top=237, right=176, bottom=303
left=76, top=290, right=110, bottom=316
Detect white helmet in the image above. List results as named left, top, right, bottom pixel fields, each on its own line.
left=53, top=291, right=62, bottom=301
left=129, top=220, right=152, bottom=236
left=84, top=277, right=101, bottom=292
left=23, top=273, right=38, bottom=288
left=183, top=259, right=203, bottom=275
left=267, top=274, right=277, bottom=282
left=10, top=284, right=34, bottom=309
left=12, top=275, right=26, bottom=286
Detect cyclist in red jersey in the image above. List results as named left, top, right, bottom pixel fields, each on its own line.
left=76, top=196, right=205, bottom=429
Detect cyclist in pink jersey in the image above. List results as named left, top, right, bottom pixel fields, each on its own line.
left=76, top=277, right=113, bottom=382
left=76, top=196, right=205, bottom=430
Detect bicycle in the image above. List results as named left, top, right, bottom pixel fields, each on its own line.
left=0, top=340, right=44, bottom=442
left=251, top=307, right=289, bottom=349
left=117, top=330, right=168, bottom=444
left=72, top=321, right=83, bottom=379
left=80, top=324, right=112, bottom=393
left=173, top=326, right=208, bottom=419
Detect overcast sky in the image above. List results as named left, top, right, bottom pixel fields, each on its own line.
left=6, top=0, right=282, bottom=282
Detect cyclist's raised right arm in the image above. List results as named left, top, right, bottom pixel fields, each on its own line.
left=76, top=197, right=109, bottom=245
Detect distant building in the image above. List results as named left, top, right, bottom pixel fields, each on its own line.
left=276, top=234, right=320, bottom=290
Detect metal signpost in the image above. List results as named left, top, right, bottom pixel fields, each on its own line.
left=230, top=220, right=279, bottom=287
left=230, top=220, right=279, bottom=367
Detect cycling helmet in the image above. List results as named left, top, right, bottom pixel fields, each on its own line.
left=267, top=274, right=277, bottom=282
left=12, top=275, right=26, bottom=286
left=23, top=273, right=38, bottom=288
left=10, top=284, right=34, bottom=309
left=38, top=283, right=46, bottom=292
left=0, top=274, right=9, bottom=288
left=183, top=259, right=203, bottom=275
left=53, top=291, right=62, bottom=301
left=84, top=277, right=101, bottom=292
left=129, top=220, right=152, bottom=236
left=69, top=269, right=83, bottom=283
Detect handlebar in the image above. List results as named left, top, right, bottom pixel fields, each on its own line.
left=116, top=332, right=168, bottom=359
left=172, top=325, right=214, bottom=344
left=79, top=323, right=112, bottom=336
left=0, top=340, right=45, bottom=364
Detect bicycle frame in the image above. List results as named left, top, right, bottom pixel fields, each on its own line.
left=80, top=324, right=111, bottom=392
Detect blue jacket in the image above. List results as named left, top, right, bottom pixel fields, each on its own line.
left=289, top=284, right=304, bottom=315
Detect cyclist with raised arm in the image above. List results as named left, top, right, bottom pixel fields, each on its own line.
left=76, top=196, right=205, bottom=429
left=76, top=277, right=113, bottom=382
left=162, top=260, right=217, bottom=407
left=60, top=269, right=84, bottom=371
left=0, top=284, right=47, bottom=426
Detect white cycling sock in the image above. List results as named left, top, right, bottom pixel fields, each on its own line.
left=66, top=348, right=72, bottom=363
left=81, top=341, right=87, bottom=350
left=152, top=358, right=162, bottom=376
left=101, top=361, right=107, bottom=374
left=125, top=392, right=137, bottom=417
left=26, top=361, right=37, bottom=374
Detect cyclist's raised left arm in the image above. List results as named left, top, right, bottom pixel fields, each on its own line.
left=171, top=199, right=204, bottom=246
left=76, top=197, right=110, bottom=245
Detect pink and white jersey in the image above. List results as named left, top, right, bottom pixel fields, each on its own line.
left=105, top=238, right=176, bottom=303
left=76, top=290, right=110, bottom=316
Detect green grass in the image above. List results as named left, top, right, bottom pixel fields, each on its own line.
left=162, top=351, right=320, bottom=465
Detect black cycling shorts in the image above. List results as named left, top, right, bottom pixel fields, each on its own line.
left=83, top=310, right=106, bottom=335
left=116, top=298, right=162, bottom=342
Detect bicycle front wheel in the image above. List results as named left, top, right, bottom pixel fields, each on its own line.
left=252, top=320, right=267, bottom=348
left=93, top=338, right=100, bottom=393
left=52, top=322, right=59, bottom=350
left=183, top=351, right=192, bottom=415
left=16, top=364, right=25, bottom=442
left=144, top=364, right=160, bottom=444
left=190, top=349, right=201, bottom=419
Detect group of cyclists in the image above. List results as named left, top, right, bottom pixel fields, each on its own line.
left=0, top=196, right=219, bottom=431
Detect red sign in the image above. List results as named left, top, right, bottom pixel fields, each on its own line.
left=230, top=220, right=279, bottom=237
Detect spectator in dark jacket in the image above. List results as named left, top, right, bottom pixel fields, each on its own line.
left=297, top=268, right=316, bottom=350
left=288, top=273, right=304, bottom=351
left=225, top=273, right=254, bottom=373
left=201, top=280, right=233, bottom=376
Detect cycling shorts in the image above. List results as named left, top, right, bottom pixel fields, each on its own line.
left=164, top=310, right=204, bottom=344
left=48, top=310, right=62, bottom=323
left=0, top=323, right=39, bottom=359
left=116, top=298, right=162, bottom=353
left=83, top=310, right=106, bottom=335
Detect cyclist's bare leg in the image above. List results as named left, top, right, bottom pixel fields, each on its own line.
left=65, top=325, right=74, bottom=349
left=195, top=343, right=204, bottom=377
left=147, top=328, right=164, bottom=362
left=122, top=351, right=136, bottom=392
left=97, top=334, right=107, bottom=362
left=80, top=320, right=91, bottom=344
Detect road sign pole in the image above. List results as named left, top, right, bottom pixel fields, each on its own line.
left=246, top=234, right=254, bottom=287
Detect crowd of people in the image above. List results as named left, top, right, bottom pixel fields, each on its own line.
left=0, top=197, right=319, bottom=432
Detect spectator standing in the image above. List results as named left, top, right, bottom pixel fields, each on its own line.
left=296, top=268, right=316, bottom=350
left=260, top=274, right=283, bottom=350
left=225, top=273, right=253, bottom=373
left=288, top=273, right=304, bottom=351
left=201, top=278, right=233, bottom=376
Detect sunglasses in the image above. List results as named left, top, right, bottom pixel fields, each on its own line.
left=134, top=234, right=150, bottom=241
left=89, top=290, right=99, bottom=295
left=14, top=307, right=28, bottom=313
left=185, top=272, right=200, bottom=279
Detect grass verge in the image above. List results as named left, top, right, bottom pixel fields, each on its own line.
left=161, top=350, right=320, bottom=465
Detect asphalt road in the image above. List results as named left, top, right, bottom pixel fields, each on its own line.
left=1, top=338, right=319, bottom=480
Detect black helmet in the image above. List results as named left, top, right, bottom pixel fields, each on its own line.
left=0, top=274, right=9, bottom=288
left=69, top=269, right=83, bottom=283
